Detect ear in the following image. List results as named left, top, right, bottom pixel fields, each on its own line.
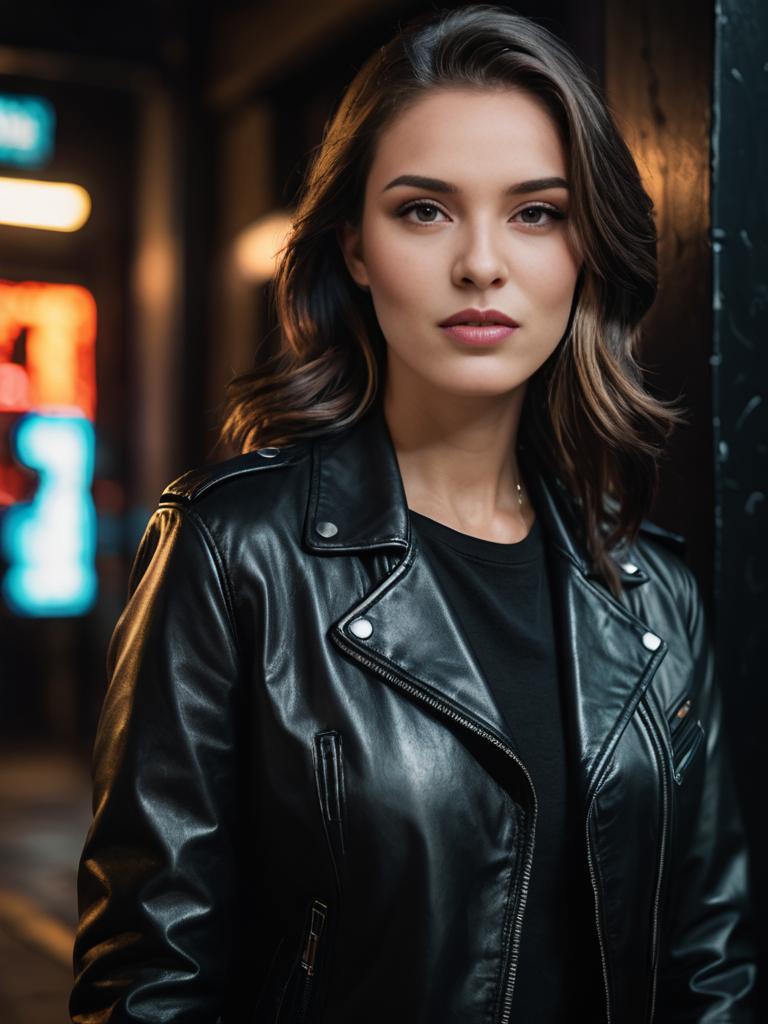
left=337, top=220, right=371, bottom=290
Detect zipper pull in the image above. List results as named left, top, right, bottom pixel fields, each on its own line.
left=676, top=699, right=692, bottom=720
left=300, top=900, right=327, bottom=977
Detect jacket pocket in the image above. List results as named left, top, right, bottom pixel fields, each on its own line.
left=667, top=693, right=705, bottom=785
left=313, top=731, right=347, bottom=878
left=275, top=897, right=328, bottom=1024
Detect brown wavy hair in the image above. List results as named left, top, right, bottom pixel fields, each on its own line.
left=219, top=3, right=686, bottom=597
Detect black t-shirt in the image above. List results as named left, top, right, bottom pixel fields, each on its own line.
left=409, top=507, right=604, bottom=1021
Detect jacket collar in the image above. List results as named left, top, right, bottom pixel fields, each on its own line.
left=304, top=398, right=645, bottom=589
left=304, top=399, right=667, bottom=805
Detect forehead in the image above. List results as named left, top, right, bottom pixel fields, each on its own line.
left=368, top=86, right=566, bottom=189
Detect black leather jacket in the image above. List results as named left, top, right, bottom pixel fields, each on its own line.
left=70, top=401, right=756, bottom=1023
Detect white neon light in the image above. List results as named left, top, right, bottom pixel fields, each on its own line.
left=0, top=176, right=91, bottom=232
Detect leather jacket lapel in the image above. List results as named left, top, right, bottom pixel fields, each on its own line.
left=520, top=447, right=670, bottom=805
left=305, top=401, right=669, bottom=801
left=305, top=402, right=519, bottom=751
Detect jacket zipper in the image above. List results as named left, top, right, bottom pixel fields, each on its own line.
left=585, top=704, right=671, bottom=1024
left=585, top=785, right=613, bottom=1023
left=295, top=898, right=328, bottom=1024
left=332, top=632, right=537, bottom=1024
left=671, top=721, right=704, bottom=784
left=669, top=695, right=692, bottom=730
left=638, top=700, right=670, bottom=1022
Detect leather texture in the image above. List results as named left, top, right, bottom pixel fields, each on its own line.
left=70, top=400, right=757, bottom=1023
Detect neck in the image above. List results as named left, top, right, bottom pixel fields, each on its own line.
left=381, top=367, right=533, bottom=539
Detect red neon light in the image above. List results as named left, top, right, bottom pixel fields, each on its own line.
left=0, top=363, right=29, bottom=411
left=0, top=280, right=97, bottom=420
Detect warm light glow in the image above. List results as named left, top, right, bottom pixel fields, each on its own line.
left=234, top=209, right=293, bottom=283
left=134, top=238, right=176, bottom=306
left=0, top=280, right=97, bottom=419
left=0, top=176, right=91, bottom=231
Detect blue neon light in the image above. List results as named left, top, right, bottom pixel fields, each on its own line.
left=0, top=95, right=56, bottom=168
left=1, top=413, right=97, bottom=616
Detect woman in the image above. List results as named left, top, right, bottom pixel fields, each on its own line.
left=70, top=6, right=756, bottom=1022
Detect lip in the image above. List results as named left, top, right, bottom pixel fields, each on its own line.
left=438, top=308, right=520, bottom=347
left=439, top=308, right=520, bottom=328
left=441, top=323, right=518, bottom=346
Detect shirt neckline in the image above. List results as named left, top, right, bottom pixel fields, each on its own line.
left=408, top=508, right=543, bottom=565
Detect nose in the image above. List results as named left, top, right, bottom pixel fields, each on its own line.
left=451, top=219, right=508, bottom=290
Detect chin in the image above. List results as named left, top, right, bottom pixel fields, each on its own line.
left=437, top=377, right=529, bottom=399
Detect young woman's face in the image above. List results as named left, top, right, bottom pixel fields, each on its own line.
left=340, top=86, right=582, bottom=402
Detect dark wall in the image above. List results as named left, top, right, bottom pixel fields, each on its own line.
left=712, top=0, right=768, bottom=1013
left=605, top=0, right=715, bottom=611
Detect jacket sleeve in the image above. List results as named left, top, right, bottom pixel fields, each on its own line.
left=656, top=566, right=758, bottom=1022
left=69, top=503, right=244, bottom=1023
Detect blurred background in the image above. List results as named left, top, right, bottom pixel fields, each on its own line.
left=0, top=0, right=765, bottom=1020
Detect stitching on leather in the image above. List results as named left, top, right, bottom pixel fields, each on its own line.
left=588, top=795, right=617, bottom=1008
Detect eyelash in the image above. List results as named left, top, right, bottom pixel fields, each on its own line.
left=395, top=199, right=566, bottom=228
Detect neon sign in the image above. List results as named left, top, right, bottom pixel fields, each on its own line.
left=0, top=176, right=92, bottom=232
left=0, top=280, right=97, bottom=616
left=2, top=414, right=97, bottom=616
left=0, top=95, right=55, bottom=169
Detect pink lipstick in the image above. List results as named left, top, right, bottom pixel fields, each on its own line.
left=439, top=307, right=519, bottom=347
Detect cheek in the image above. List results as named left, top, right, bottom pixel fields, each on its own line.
left=516, top=243, right=580, bottom=307
left=362, top=224, right=437, bottom=305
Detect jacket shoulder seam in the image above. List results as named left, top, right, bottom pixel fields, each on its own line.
left=160, top=447, right=306, bottom=504
left=171, top=504, right=241, bottom=660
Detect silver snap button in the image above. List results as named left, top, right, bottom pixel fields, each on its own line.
left=316, top=520, right=338, bottom=538
left=621, top=562, right=639, bottom=574
left=349, top=617, right=373, bottom=639
left=674, top=770, right=683, bottom=784
left=256, top=447, right=280, bottom=458
left=642, top=631, right=661, bottom=651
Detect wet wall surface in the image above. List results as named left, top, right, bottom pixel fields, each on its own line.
left=711, top=0, right=768, bottom=1014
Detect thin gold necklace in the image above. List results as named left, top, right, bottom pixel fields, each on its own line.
left=514, top=459, right=525, bottom=508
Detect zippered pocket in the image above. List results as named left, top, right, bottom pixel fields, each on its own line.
left=275, top=897, right=328, bottom=1024
left=295, top=898, right=328, bottom=1024
left=313, top=731, right=347, bottom=878
left=666, top=693, right=705, bottom=785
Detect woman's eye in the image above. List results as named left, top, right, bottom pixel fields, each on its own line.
left=396, top=200, right=565, bottom=228
left=397, top=201, right=449, bottom=225
left=515, top=204, right=565, bottom=227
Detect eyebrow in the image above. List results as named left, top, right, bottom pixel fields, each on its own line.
left=381, top=174, right=569, bottom=195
